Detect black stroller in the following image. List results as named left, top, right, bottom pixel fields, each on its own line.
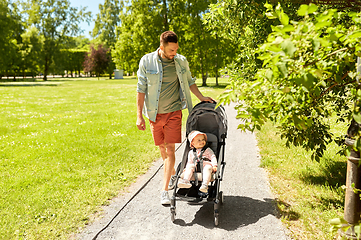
left=170, top=101, right=227, bottom=226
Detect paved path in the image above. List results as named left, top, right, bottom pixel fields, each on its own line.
left=77, top=104, right=290, bottom=240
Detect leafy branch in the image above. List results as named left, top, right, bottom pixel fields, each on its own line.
left=218, top=3, right=361, bottom=160
left=304, top=47, right=350, bottom=68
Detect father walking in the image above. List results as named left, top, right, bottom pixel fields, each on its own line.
left=136, top=31, right=213, bottom=205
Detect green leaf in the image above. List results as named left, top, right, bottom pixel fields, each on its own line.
left=264, top=3, right=273, bottom=10
left=348, top=30, right=361, bottom=39
left=258, top=53, right=271, bottom=60
left=281, top=39, right=296, bottom=57
left=308, top=4, right=318, bottom=14
left=297, top=5, right=309, bottom=16
left=353, top=112, right=361, bottom=124
left=279, top=12, right=289, bottom=26
left=282, top=25, right=295, bottom=32
left=356, top=138, right=361, bottom=150
left=265, top=69, right=273, bottom=80
left=237, top=113, right=251, bottom=119
left=355, top=225, right=361, bottom=239
left=301, top=73, right=315, bottom=90
left=265, top=12, right=277, bottom=19
left=268, top=45, right=282, bottom=52
left=277, top=62, right=288, bottom=77
left=282, top=87, right=291, bottom=93
left=315, top=21, right=331, bottom=29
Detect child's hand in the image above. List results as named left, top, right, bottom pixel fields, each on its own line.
left=212, top=166, right=217, bottom=173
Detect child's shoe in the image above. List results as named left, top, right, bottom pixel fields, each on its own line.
left=199, top=184, right=208, bottom=193
left=177, top=178, right=192, bottom=188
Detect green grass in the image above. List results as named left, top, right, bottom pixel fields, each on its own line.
left=0, top=76, right=228, bottom=239
left=256, top=121, right=348, bottom=239
left=3, top=75, right=349, bottom=239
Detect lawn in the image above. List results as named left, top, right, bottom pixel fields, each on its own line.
left=2, top=75, right=346, bottom=239
left=256, top=120, right=348, bottom=239
left=0, top=76, right=227, bottom=239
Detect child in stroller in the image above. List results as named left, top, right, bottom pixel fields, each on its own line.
left=177, top=130, right=217, bottom=193
left=170, top=101, right=227, bottom=226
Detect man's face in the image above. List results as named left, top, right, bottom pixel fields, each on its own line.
left=160, top=42, right=179, bottom=60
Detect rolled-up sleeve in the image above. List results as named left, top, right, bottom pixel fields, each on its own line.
left=185, top=61, right=196, bottom=87
left=137, top=57, right=147, bottom=93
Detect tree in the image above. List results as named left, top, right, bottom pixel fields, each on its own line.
left=170, top=0, right=221, bottom=85
left=217, top=3, right=361, bottom=160
left=83, top=44, right=111, bottom=79
left=19, top=26, right=43, bottom=78
left=113, top=0, right=165, bottom=74
left=92, top=0, right=122, bottom=79
left=92, top=0, right=121, bottom=48
left=113, top=0, right=234, bottom=83
left=22, top=0, right=91, bottom=80
left=0, top=0, right=23, bottom=79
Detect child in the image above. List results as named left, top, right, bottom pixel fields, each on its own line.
left=177, top=130, right=217, bottom=193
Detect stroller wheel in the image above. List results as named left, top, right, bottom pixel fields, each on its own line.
left=219, top=191, right=224, bottom=205
left=214, top=213, right=219, bottom=226
left=171, top=208, right=176, bottom=222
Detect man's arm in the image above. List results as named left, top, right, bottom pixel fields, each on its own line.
left=189, top=84, right=214, bottom=103
left=136, top=92, right=146, bottom=131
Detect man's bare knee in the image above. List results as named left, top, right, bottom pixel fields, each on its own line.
left=165, top=143, right=175, bottom=154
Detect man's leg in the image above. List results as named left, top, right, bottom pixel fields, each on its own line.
left=159, top=143, right=176, bottom=191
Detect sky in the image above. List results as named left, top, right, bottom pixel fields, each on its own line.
left=69, top=0, right=103, bottom=39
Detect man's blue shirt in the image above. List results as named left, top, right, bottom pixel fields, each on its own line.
left=137, top=49, right=196, bottom=122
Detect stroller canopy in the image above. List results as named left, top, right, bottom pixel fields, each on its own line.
left=186, top=102, right=227, bottom=141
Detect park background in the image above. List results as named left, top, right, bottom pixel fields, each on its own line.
left=2, top=0, right=361, bottom=239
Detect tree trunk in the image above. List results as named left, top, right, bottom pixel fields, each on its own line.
left=216, top=34, right=219, bottom=86
left=43, top=56, right=49, bottom=81
left=202, top=72, right=208, bottom=86
left=162, top=0, right=168, bottom=31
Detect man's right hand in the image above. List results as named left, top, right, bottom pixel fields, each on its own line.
left=136, top=116, right=146, bottom=131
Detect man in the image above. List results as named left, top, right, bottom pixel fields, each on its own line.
left=136, top=31, right=213, bottom=205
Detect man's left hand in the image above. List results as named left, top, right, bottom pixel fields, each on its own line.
left=200, top=96, right=215, bottom=103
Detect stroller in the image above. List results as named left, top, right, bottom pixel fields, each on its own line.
left=170, top=101, right=227, bottom=226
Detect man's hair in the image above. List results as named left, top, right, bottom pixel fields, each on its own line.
left=160, top=31, right=178, bottom=46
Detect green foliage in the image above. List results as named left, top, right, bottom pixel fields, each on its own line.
left=22, top=0, right=91, bottom=80
left=170, top=0, right=228, bottom=84
left=53, top=49, right=87, bottom=76
left=204, top=0, right=299, bottom=87
left=113, top=0, right=167, bottom=73
left=92, top=0, right=121, bottom=48
left=219, top=3, right=361, bottom=160
left=113, top=0, right=234, bottom=83
left=0, top=0, right=23, bottom=78
left=18, top=26, right=43, bottom=77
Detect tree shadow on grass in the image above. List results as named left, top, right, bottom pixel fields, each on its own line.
left=300, top=159, right=346, bottom=188
left=274, top=199, right=301, bottom=221
left=173, top=196, right=299, bottom=230
left=299, top=157, right=346, bottom=210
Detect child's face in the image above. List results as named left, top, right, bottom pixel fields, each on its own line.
left=192, top=134, right=206, bottom=149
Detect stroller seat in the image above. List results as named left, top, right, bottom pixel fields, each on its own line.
left=171, top=101, right=227, bottom=226
left=180, top=133, right=218, bottom=182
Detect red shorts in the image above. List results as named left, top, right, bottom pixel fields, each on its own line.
left=149, top=110, right=182, bottom=146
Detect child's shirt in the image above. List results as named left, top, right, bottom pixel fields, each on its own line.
left=187, top=147, right=217, bottom=167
